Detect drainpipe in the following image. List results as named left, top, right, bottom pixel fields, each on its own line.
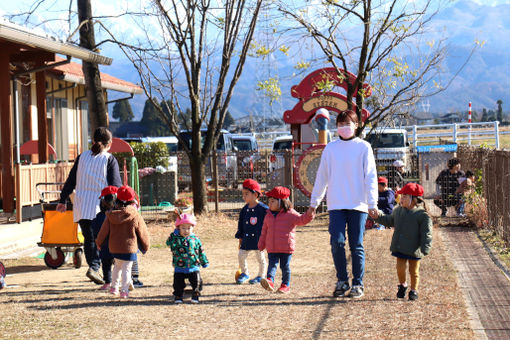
left=12, top=56, right=72, bottom=164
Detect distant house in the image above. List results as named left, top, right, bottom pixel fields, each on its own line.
left=0, top=20, right=141, bottom=222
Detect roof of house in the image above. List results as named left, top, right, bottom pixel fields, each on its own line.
left=0, top=19, right=111, bottom=65
left=49, top=57, right=142, bottom=94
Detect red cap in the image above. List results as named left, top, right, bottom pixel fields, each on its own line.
left=377, top=176, right=388, bottom=184
left=242, top=178, right=261, bottom=194
left=117, top=185, right=136, bottom=202
left=100, top=186, right=118, bottom=198
left=396, top=183, right=424, bottom=197
left=266, top=186, right=290, bottom=200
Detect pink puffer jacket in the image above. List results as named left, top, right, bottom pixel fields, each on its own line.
left=258, top=209, right=313, bottom=254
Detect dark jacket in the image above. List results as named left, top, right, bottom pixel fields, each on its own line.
left=235, top=202, right=268, bottom=250
left=95, top=206, right=150, bottom=255
left=377, top=189, right=395, bottom=215
left=91, top=211, right=112, bottom=259
left=375, top=205, right=433, bottom=259
left=435, top=169, right=465, bottom=198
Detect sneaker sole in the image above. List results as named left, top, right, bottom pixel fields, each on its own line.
left=349, top=292, right=364, bottom=299
left=190, top=300, right=199, bottom=304
left=260, top=279, right=274, bottom=292
left=277, top=289, right=290, bottom=294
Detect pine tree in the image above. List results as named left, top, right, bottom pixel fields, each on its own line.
left=141, top=99, right=171, bottom=136
left=112, top=99, right=134, bottom=122
left=222, top=111, right=235, bottom=130
left=497, top=100, right=504, bottom=122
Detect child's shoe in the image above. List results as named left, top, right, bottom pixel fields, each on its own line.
left=333, top=281, right=350, bottom=297
left=261, top=277, right=275, bottom=292
left=132, top=277, right=144, bottom=288
left=128, top=281, right=134, bottom=291
left=236, top=273, right=250, bottom=284
left=249, top=276, right=262, bottom=284
left=120, top=291, right=129, bottom=299
left=348, top=285, right=364, bottom=298
left=277, top=284, right=290, bottom=294
left=109, top=287, right=119, bottom=296
left=191, top=293, right=200, bottom=304
left=408, top=290, right=418, bottom=301
left=98, top=283, right=111, bottom=291
left=174, top=296, right=183, bottom=304
left=397, top=284, right=407, bottom=299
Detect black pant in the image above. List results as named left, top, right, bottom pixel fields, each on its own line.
left=434, top=194, right=460, bottom=215
left=173, top=271, right=202, bottom=297
left=101, top=257, right=114, bottom=284
left=79, top=219, right=101, bottom=271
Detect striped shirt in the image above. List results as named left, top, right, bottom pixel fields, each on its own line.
left=60, top=150, right=121, bottom=222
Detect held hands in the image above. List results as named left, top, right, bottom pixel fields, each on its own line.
left=56, top=203, right=66, bottom=213
left=368, top=208, right=379, bottom=219
left=306, top=207, right=316, bottom=219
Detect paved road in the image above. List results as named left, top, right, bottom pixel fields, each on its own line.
left=443, top=226, right=510, bottom=339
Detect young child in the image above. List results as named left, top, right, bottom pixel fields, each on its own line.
left=91, top=186, right=118, bottom=291
left=369, top=183, right=432, bottom=301
left=235, top=179, right=268, bottom=284
left=258, top=186, right=314, bottom=293
left=166, top=212, right=209, bottom=304
left=376, top=177, right=395, bottom=229
left=456, top=170, right=475, bottom=216
left=95, top=185, right=150, bottom=299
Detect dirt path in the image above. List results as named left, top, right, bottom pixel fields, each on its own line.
left=1, top=214, right=473, bottom=339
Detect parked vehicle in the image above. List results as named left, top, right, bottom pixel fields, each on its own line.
left=269, top=135, right=293, bottom=173
left=365, top=128, right=409, bottom=175
left=231, top=134, right=265, bottom=182
left=177, top=129, right=238, bottom=189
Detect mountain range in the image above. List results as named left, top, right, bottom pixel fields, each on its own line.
left=104, top=0, right=510, bottom=122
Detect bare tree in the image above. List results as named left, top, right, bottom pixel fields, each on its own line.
left=111, top=0, right=263, bottom=213
left=277, top=0, right=478, bottom=134
left=78, top=0, right=108, bottom=130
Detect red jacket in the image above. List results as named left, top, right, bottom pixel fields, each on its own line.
left=258, top=209, right=313, bottom=254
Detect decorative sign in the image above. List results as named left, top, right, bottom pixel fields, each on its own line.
left=294, top=145, right=325, bottom=198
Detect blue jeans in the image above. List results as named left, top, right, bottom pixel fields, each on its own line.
left=329, top=210, right=367, bottom=287
left=267, top=253, right=292, bottom=286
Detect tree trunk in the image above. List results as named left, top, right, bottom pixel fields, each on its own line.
left=78, top=0, right=108, bottom=131
left=190, top=154, right=208, bottom=214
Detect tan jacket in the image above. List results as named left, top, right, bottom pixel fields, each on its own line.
left=96, top=205, right=150, bottom=254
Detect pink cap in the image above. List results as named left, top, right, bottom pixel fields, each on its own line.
left=175, top=213, right=197, bottom=227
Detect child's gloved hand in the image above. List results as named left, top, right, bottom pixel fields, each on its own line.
left=202, top=263, right=209, bottom=269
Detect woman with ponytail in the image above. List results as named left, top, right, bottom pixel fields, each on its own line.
left=308, top=110, right=378, bottom=299
left=57, top=127, right=121, bottom=285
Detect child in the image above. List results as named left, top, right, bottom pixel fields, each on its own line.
left=456, top=170, right=475, bottom=216
left=369, top=183, right=432, bottom=301
left=376, top=177, right=395, bottom=229
left=166, top=213, right=209, bottom=304
left=95, top=185, right=150, bottom=299
left=258, top=186, right=314, bottom=293
left=235, top=179, right=268, bottom=284
left=91, top=186, right=118, bottom=291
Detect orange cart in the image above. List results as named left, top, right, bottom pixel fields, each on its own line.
left=36, top=183, right=83, bottom=269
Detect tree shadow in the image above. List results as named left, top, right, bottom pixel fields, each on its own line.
left=5, top=265, right=48, bottom=275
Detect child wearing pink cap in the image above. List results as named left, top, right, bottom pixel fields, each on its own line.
left=166, top=212, right=209, bottom=304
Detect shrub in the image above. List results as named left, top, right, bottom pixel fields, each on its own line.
left=130, top=142, right=169, bottom=169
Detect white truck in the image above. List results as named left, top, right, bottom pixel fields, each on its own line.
left=364, top=128, right=409, bottom=176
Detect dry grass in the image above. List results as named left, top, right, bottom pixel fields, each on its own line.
left=1, top=213, right=473, bottom=339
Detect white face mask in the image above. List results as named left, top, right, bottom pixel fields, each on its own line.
left=337, top=124, right=355, bottom=139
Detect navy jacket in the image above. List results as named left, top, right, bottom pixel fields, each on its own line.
left=378, top=189, right=395, bottom=215
left=91, top=211, right=112, bottom=259
left=235, top=202, right=268, bottom=250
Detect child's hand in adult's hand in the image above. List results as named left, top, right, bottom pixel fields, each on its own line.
left=238, top=239, right=242, bottom=248
left=368, top=209, right=379, bottom=219
left=306, top=207, right=316, bottom=219
left=56, top=203, right=66, bottom=213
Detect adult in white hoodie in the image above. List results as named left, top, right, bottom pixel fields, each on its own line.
left=308, top=110, right=378, bottom=299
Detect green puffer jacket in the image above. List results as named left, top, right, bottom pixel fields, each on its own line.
left=375, top=205, right=432, bottom=259
left=166, top=232, right=209, bottom=270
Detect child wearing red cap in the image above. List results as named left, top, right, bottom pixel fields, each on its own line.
left=91, top=186, right=118, bottom=291
left=95, top=185, right=150, bottom=299
left=235, top=179, right=269, bottom=284
left=166, top=212, right=209, bottom=304
left=376, top=177, right=395, bottom=230
left=369, top=183, right=433, bottom=301
left=258, top=186, right=314, bottom=293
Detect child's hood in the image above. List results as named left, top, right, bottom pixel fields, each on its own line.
left=107, top=205, right=138, bottom=224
